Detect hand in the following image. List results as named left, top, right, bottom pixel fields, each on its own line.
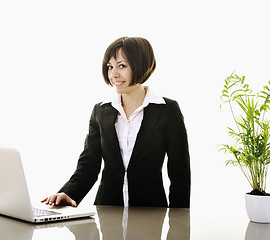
left=41, top=192, right=77, bottom=207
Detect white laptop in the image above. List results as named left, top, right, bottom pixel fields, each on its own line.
left=0, top=147, right=95, bottom=223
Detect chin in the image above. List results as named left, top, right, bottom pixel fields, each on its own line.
left=114, top=87, right=126, bottom=95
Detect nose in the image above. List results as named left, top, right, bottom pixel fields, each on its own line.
left=111, top=67, right=119, bottom=78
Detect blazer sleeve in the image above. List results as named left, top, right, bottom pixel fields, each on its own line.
left=164, top=99, right=191, bottom=208
left=58, top=103, right=102, bottom=205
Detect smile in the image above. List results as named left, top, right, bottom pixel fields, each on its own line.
left=114, top=81, right=125, bottom=86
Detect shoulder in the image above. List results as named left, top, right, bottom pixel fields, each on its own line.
left=162, top=97, right=182, bottom=112
left=91, top=102, right=117, bottom=117
left=163, top=97, right=179, bottom=105
left=93, top=102, right=113, bottom=111
left=146, top=97, right=182, bottom=114
left=161, top=97, right=185, bottom=122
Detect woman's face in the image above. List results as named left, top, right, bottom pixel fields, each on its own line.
left=107, top=48, right=134, bottom=95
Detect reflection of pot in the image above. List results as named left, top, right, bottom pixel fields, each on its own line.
left=245, top=221, right=270, bottom=240
left=245, top=193, right=270, bottom=223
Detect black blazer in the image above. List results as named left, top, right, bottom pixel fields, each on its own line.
left=59, top=97, right=190, bottom=208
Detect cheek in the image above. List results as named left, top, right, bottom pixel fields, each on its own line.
left=125, top=69, right=133, bottom=80
left=107, top=72, right=112, bottom=82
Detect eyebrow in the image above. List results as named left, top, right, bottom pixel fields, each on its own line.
left=107, top=60, right=127, bottom=65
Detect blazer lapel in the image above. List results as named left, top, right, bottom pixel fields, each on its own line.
left=100, top=103, right=165, bottom=168
left=101, top=105, right=122, bottom=160
left=129, top=104, right=164, bottom=166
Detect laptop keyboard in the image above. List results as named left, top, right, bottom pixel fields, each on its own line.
left=32, top=208, right=60, bottom=217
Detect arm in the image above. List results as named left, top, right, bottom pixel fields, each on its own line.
left=57, top=103, right=103, bottom=205
left=165, top=99, right=191, bottom=208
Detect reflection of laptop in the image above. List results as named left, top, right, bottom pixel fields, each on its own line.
left=0, top=214, right=95, bottom=240
left=0, top=215, right=34, bottom=240
left=0, top=147, right=95, bottom=223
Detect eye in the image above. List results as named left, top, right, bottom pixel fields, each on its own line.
left=119, top=64, right=126, bottom=68
left=107, top=65, right=113, bottom=70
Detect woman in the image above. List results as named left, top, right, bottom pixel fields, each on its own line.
left=42, top=37, right=190, bottom=208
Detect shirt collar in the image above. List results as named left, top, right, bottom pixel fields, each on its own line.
left=100, top=86, right=166, bottom=107
left=143, top=86, right=166, bottom=106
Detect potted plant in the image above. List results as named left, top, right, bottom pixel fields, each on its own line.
left=220, top=72, right=270, bottom=223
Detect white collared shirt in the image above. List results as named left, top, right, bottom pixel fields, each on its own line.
left=103, top=87, right=165, bottom=207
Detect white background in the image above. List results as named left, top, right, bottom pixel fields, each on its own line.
left=1, top=0, right=270, bottom=238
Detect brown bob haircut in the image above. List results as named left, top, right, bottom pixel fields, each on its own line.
left=102, top=37, right=156, bottom=86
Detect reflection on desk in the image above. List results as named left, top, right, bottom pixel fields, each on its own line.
left=246, top=221, right=270, bottom=240
left=2, top=205, right=270, bottom=239
left=0, top=215, right=34, bottom=240
left=96, top=206, right=190, bottom=240
left=0, top=215, right=97, bottom=240
left=0, top=206, right=190, bottom=240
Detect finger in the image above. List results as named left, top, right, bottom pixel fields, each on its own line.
left=55, top=194, right=64, bottom=205
left=64, top=194, right=77, bottom=207
left=70, top=199, right=77, bottom=207
left=48, top=195, right=58, bottom=205
left=65, top=197, right=77, bottom=207
left=56, top=193, right=77, bottom=207
left=41, top=197, right=48, bottom=203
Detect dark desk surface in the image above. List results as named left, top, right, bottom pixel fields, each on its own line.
left=0, top=205, right=269, bottom=239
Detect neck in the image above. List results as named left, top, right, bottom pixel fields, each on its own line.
left=121, top=85, right=146, bottom=119
left=121, top=85, right=146, bottom=108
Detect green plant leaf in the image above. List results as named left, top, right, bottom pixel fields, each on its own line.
left=220, top=72, right=270, bottom=192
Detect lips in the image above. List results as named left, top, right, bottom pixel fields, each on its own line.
left=113, top=81, right=125, bottom=86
